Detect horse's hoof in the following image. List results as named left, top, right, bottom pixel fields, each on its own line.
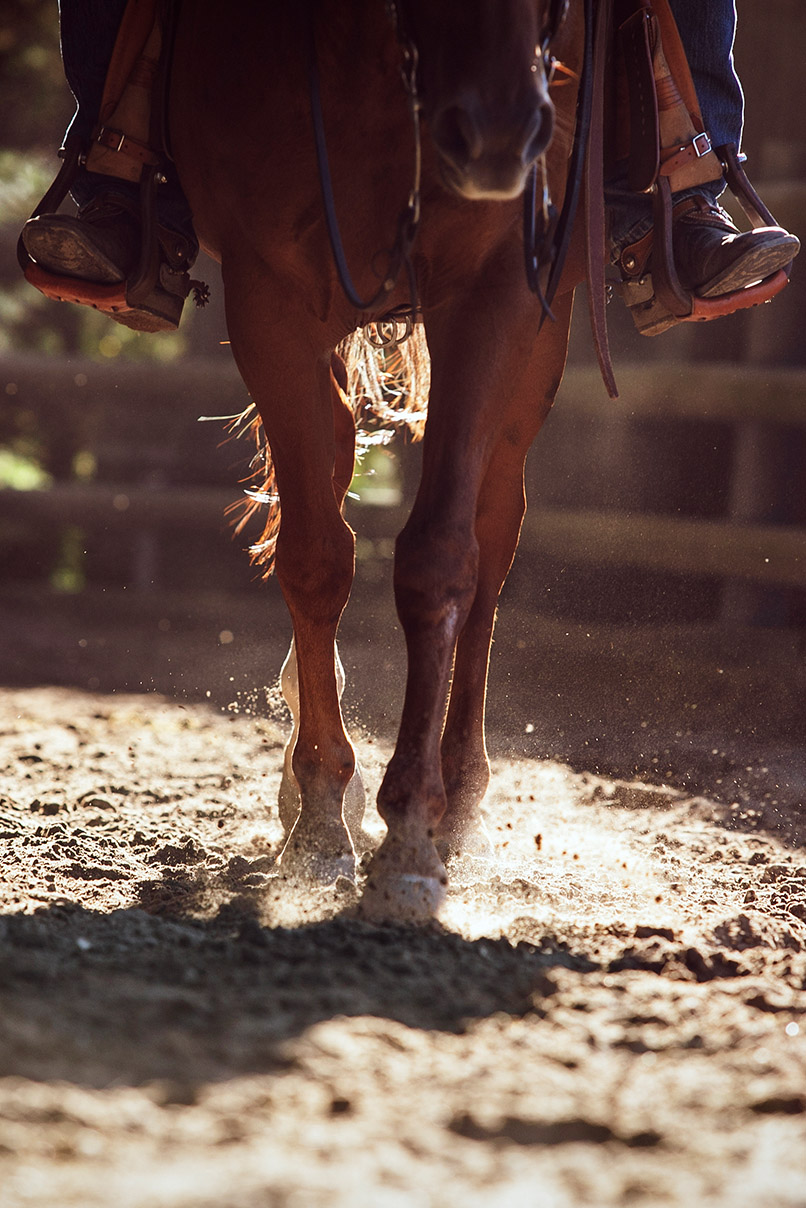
left=276, top=815, right=356, bottom=887
left=357, top=831, right=448, bottom=923
left=343, top=765, right=367, bottom=842
left=435, top=815, right=494, bottom=865
left=277, top=767, right=302, bottom=837
left=276, top=851, right=356, bottom=887
left=358, top=872, right=447, bottom=923
left=278, top=765, right=365, bottom=850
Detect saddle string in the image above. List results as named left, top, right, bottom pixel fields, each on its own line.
left=546, top=0, right=595, bottom=310
left=309, top=4, right=422, bottom=316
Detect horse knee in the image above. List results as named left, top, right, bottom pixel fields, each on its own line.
left=275, top=516, right=354, bottom=626
left=393, top=523, right=479, bottom=632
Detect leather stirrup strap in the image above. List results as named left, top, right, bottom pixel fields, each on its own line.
left=99, top=0, right=160, bottom=122
left=651, top=174, right=691, bottom=317
left=86, top=0, right=162, bottom=184
left=648, top=0, right=701, bottom=127
left=586, top=0, right=618, bottom=399
left=720, top=143, right=786, bottom=234
left=618, top=4, right=659, bottom=191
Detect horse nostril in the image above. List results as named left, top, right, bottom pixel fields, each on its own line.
left=431, top=104, right=483, bottom=169
left=521, top=101, right=555, bottom=169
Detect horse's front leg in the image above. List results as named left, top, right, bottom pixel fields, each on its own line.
left=277, top=358, right=366, bottom=849
left=225, top=283, right=357, bottom=884
left=359, top=294, right=517, bottom=918
left=361, top=287, right=573, bottom=919
left=438, top=295, right=573, bottom=857
left=364, top=483, right=478, bottom=916
left=278, top=636, right=367, bottom=846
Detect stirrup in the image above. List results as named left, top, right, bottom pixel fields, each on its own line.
left=616, top=145, right=794, bottom=337
left=18, top=137, right=203, bottom=334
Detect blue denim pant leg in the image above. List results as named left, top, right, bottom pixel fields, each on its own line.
left=60, top=0, right=128, bottom=149
left=606, top=0, right=745, bottom=259
left=59, top=0, right=195, bottom=242
left=671, top=0, right=744, bottom=152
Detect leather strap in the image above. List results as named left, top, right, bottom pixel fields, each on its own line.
left=86, top=0, right=162, bottom=185
left=658, top=130, right=712, bottom=178
left=310, top=4, right=422, bottom=314
left=648, top=0, right=702, bottom=126
left=620, top=190, right=714, bottom=278
left=585, top=0, right=618, bottom=398
left=616, top=0, right=721, bottom=193
left=541, top=0, right=595, bottom=314
left=95, top=125, right=161, bottom=167
left=719, top=143, right=785, bottom=233
left=618, top=7, right=659, bottom=191
left=96, top=0, right=159, bottom=124
left=651, top=174, right=691, bottom=317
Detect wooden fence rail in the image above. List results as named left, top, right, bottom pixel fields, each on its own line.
left=3, top=489, right=805, bottom=591
left=4, top=354, right=806, bottom=425
left=2, top=355, right=805, bottom=608
left=522, top=508, right=806, bottom=590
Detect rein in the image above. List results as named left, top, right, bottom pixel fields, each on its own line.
left=524, top=0, right=593, bottom=321
left=308, top=3, right=422, bottom=316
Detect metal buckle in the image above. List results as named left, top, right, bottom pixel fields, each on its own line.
left=97, top=127, right=126, bottom=153
left=692, top=131, right=712, bottom=158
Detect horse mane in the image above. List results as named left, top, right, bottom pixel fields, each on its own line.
left=226, top=323, right=431, bottom=576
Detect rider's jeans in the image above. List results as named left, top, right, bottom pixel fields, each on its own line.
left=606, top=0, right=745, bottom=259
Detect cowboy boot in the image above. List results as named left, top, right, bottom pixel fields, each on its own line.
left=21, top=189, right=200, bottom=332
left=21, top=190, right=197, bottom=286
left=671, top=195, right=799, bottom=298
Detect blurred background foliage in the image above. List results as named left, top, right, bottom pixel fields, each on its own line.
left=0, top=0, right=68, bottom=153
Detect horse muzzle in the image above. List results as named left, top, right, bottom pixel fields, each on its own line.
left=430, top=96, right=555, bottom=201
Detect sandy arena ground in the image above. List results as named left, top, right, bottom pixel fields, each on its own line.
left=1, top=601, right=805, bottom=1208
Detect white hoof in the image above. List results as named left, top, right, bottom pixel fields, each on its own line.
left=358, top=831, right=448, bottom=923
left=276, top=847, right=356, bottom=887
left=276, top=814, right=356, bottom=887
left=358, top=872, right=447, bottom=923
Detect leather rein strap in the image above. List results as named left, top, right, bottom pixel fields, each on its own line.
left=525, top=0, right=594, bottom=323
left=585, top=0, right=619, bottom=397
left=309, top=2, right=422, bottom=314
left=524, top=0, right=620, bottom=398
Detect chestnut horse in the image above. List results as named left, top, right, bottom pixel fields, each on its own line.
left=170, top=0, right=585, bottom=920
